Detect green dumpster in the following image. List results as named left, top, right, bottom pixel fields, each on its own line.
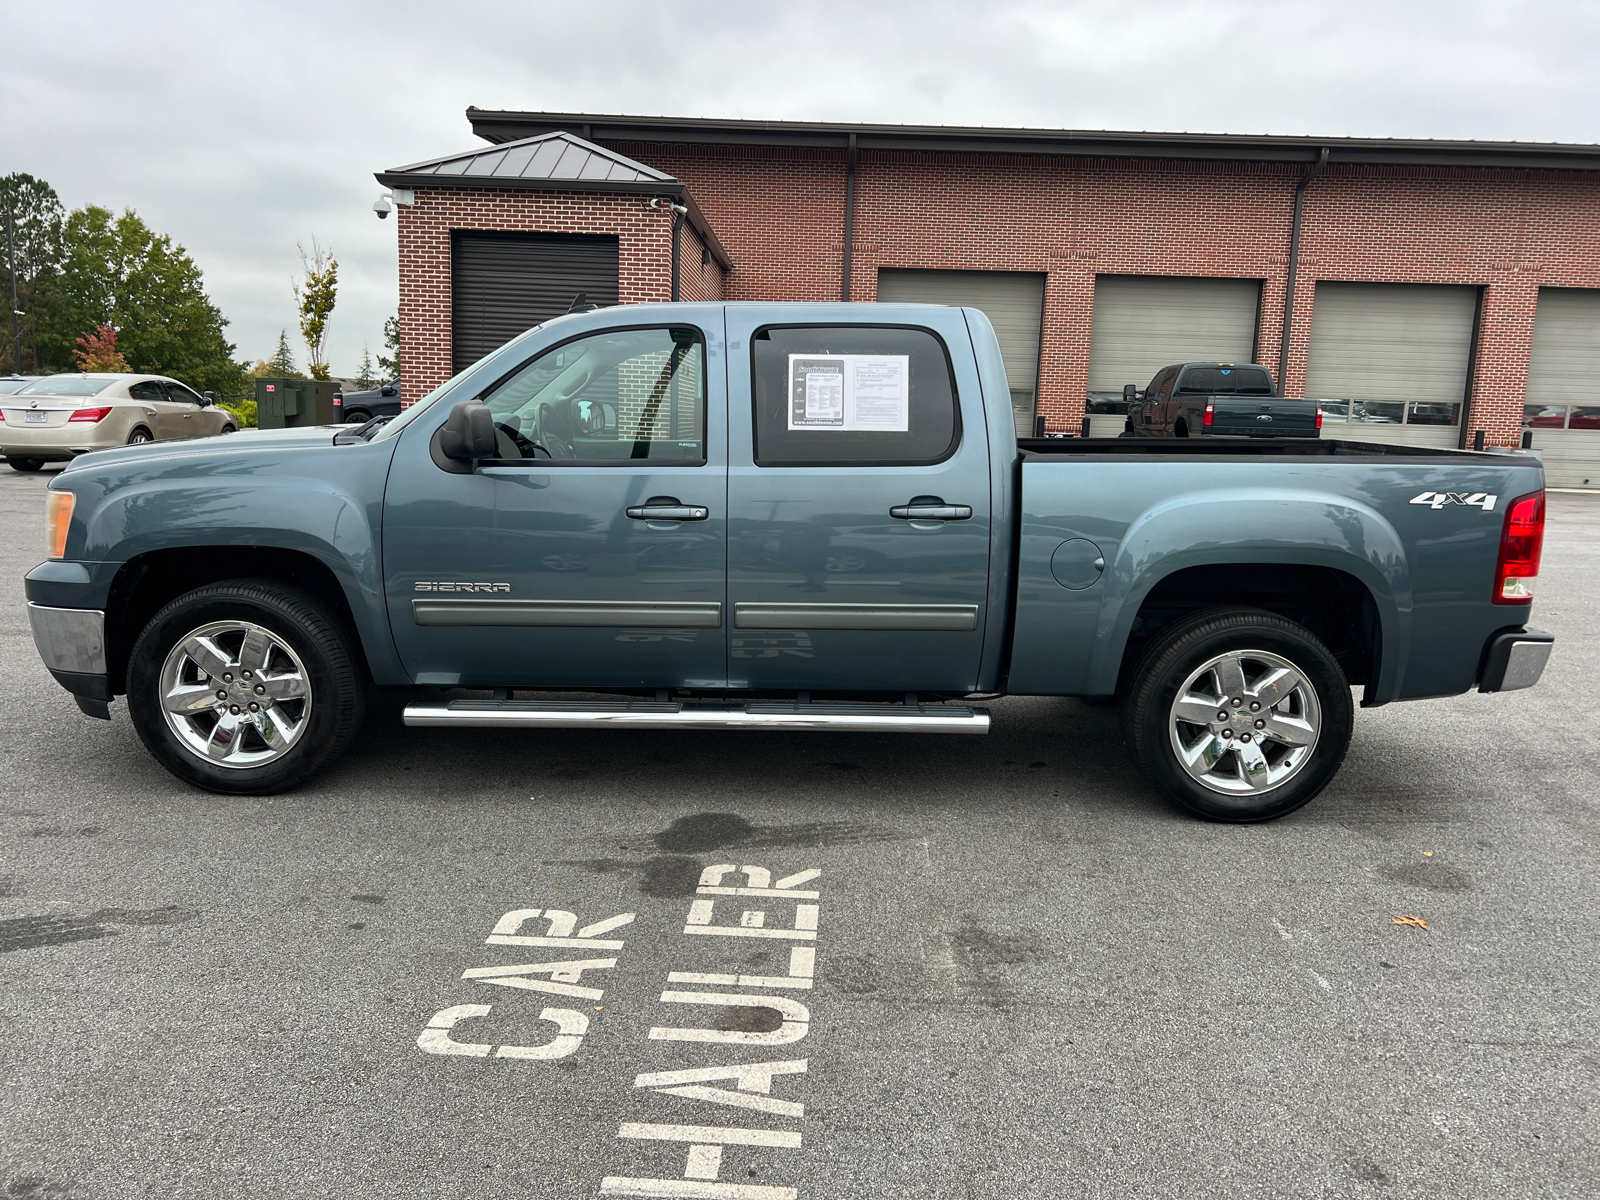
left=255, top=378, right=340, bottom=428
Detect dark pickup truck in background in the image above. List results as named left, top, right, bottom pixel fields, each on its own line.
left=332, top=379, right=402, bottom=424
left=1124, top=362, right=1322, bottom=439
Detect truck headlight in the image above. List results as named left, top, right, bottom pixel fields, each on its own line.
left=46, top=490, right=75, bottom=560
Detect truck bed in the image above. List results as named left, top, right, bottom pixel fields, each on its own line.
left=1007, top=437, right=1545, bottom=706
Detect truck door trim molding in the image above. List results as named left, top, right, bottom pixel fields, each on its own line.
left=733, top=602, right=979, bottom=632
left=412, top=599, right=723, bottom=628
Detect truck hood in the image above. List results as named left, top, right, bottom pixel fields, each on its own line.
left=61, top=425, right=343, bottom=473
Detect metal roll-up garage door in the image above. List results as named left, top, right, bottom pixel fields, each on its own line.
left=876, top=268, right=1045, bottom=438
left=451, top=232, right=620, bottom=373
left=1524, top=288, right=1600, bottom=488
left=1085, top=276, right=1261, bottom=436
left=1304, top=282, right=1477, bottom=449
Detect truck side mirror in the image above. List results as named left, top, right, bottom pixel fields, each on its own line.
left=1123, top=384, right=1139, bottom=404
left=381, top=384, right=398, bottom=397
left=439, top=400, right=498, bottom=461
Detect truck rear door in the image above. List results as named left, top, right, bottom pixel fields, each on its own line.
left=724, top=305, right=993, bottom=693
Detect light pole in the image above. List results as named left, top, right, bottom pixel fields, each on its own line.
left=5, top=204, right=20, bottom=375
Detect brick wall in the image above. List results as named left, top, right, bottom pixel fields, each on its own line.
left=676, top=221, right=725, bottom=303
left=396, top=187, right=678, bottom=400
left=398, top=147, right=1600, bottom=447
left=612, top=142, right=1600, bottom=447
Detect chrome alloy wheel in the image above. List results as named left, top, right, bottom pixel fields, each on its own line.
left=158, top=621, right=313, bottom=769
left=1168, top=649, right=1321, bottom=795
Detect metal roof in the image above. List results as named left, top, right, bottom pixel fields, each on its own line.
left=466, top=109, right=1600, bottom=172
left=379, top=130, right=675, bottom=189
left=377, top=131, right=732, bottom=268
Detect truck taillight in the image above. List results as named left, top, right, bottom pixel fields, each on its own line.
left=68, top=406, right=113, bottom=423
left=46, top=489, right=75, bottom=559
left=1493, top=490, right=1544, bottom=604
left=1202, top=404, right=1214, bottom=427
left=1315, top=408, right=1324, bottom=430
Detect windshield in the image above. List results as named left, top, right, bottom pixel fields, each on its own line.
left=16, top=376, right=118, bottom=397
left=0, top=379, right=32, bottom=395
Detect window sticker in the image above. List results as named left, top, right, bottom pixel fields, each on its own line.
left=787, top=354, right=908, bottom=432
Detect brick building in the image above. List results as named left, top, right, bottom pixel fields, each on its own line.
left=377, top=111, right=1600, bottom=483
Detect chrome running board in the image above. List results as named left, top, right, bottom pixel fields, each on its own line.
left=403, top=698, right=990, bottom=734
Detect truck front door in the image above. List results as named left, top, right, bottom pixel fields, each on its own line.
left=724, top=307, right=993, bottom=693
left=382, top=315, right=728, bottom=689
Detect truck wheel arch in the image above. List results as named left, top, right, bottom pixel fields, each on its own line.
left=1109, top=563, right=1386, bottom=703
left=104, top=546, right=370, bottom=695
left=1084, top=492, right=1411, bottom=704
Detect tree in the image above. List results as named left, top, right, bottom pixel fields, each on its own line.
left=376, top=314, right=400, bottom=380
left=264, top=329, right=301, bottom=377
left=71, top=324, right=128, bottom=371
left=0, top=173, right=67, bottom=374
left=353, top=344, right=378, bottom=389
left=41, top=205, right=247, bottom=395
left=294, top=239, right=337, bottom=381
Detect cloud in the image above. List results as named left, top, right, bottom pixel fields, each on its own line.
left=4, top=0, right=1596, bottom=375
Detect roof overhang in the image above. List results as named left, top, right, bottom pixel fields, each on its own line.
left=376, top=155, right=731, bottom=269
left=466, top=109, right=1600, bottom=172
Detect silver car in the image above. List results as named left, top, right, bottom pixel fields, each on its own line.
left=1, top=373, right=238, bottom=471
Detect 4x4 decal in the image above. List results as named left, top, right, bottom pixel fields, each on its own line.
left=1409, top=491, right=1497, bottom=512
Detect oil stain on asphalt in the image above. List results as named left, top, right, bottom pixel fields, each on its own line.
left=547, top=811, right=899, bottom=898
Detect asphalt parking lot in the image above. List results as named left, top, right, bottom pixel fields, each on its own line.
left=0, top=463, right=1595, bottom=1200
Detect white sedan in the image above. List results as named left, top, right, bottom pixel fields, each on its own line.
left=0, top=373, right=238, bottom=471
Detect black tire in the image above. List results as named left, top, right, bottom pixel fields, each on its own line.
left=126, top=579, right=366, bottom=795
left=128, top=427, right=153, bottom=445
left=9, top=457, right=43, bottom=472
left=1120, top=607, right=1352, bottom=823
left=344, top=409, right=372, bottom=425
left=221, top=424, right=237, bottom=435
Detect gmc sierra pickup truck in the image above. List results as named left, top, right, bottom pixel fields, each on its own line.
left=26, top=303, right=1553, bottom=821
left=1123, top=362, right=1322, bottom=439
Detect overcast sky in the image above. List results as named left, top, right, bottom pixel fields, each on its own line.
left=5, top=0, right=1597, bottom=376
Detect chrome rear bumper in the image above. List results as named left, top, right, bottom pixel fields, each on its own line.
left=1479, top=627, right=1554, bottom=693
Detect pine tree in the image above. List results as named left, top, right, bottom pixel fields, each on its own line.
left=354, top=344, right=377, bottom=390
left=265, top=329, right=301, bottom=377
left=376, top=315, right=400, bottom=380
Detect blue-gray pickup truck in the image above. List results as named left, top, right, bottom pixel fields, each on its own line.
left=25, top=303, right=1554, bottom=821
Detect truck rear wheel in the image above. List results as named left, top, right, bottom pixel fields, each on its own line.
left=1120, top=607, right=1352, bottom=822
left=126, top=579, right=366, bottom=795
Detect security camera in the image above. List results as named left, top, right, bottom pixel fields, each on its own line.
left=373, top=194, right=394, bottom=220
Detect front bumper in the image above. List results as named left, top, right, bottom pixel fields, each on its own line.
left=28, top=602, right=113, bottom=718
left=1478, top=626, right=1554, bottom=693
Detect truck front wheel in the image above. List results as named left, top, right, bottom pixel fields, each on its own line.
left=1120, top=607, right=1352, bottom=822
left=126, top=580, right=366, bottom=795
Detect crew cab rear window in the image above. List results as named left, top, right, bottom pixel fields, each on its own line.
left=477, top=326, right=706, bottom=464
left=751, top=326, right=959, bottom=466
left=1177, top=367, right=1274, bottom=395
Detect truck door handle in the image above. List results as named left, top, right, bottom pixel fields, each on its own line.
left=890, top=502, right=972, bottom=521
left=626, top=498, right=709, bottom=521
